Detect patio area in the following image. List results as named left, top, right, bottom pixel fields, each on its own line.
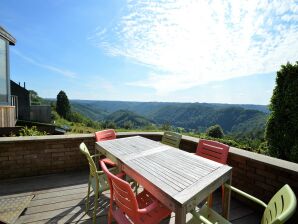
left=0, top=170, right=261, bottom=224
left=1, top=132, right=297, bottom=223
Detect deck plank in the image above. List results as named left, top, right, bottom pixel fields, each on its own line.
left=1, top=171, right=261, bottom=224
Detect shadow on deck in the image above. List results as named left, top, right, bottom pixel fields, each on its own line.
left=0, top=171, right=261, bottom=223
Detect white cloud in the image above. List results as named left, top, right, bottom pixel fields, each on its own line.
left=94, top=0, right=298, bottom=94
left=12, top=49, right=76, bottom=78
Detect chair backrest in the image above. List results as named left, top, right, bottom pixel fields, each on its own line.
left=196, top=139, right=229, bottom=164
left=100, top=160, right=139, bottom=220
left=80, top=142, right=112, bottom=192
left=79, top=142, right=97, bottom=177
left=261, top=184, right=297, bottom=224
left=161, top=131, right=182, bottom=148
left=95, top=129, right=116, bottom=142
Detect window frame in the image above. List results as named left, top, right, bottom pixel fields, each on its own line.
left=0, top=36, right=10, bottom=105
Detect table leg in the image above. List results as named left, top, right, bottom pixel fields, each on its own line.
left=222, top=175, right=232, bottom=219
left=175, top=206, right=186, bottom=224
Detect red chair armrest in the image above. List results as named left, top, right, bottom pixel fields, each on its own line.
left=116, top=172, right=126, bottom=179
left=100, top=158, right=117, bottom=167
left=137, top=200, right=158, bottom=214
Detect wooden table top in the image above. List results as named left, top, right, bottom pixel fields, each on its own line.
left=96, top=136, right=232, bottom=206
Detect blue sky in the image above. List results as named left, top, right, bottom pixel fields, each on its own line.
left=1, top=0, right=297, bottom=104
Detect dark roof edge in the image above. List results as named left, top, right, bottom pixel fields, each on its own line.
left=0, top=26, right=16, bottom=45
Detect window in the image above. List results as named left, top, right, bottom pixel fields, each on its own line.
left=0, top=37, right=8, bottom=104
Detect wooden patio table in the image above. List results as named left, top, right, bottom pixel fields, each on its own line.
left=95, top=136, right=232, bottom=224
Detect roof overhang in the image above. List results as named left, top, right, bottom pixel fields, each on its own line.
left=0, top=26, right=16, bottom=45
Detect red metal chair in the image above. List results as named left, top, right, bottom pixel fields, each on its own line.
left=100, top=159, right=171, bottom=224
left=95, top=129, right=116, bottom=163
left=196, top=139, right=230, bottom=208
left=95, top=129, right=116, bottom=142
left=95, top=129, right=139, bottom=193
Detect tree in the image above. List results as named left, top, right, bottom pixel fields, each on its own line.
left=29, top=90, right=44, bottom=105
left=103, top=120, right=117, bottom=129
left=161, top=123, right=171, bottom=131
left=123, top=120, right=134, bottom=129
left=265, top=62, right=298, bottom=162
left=56, top=90, right=71, bottom=119
left=206, top=124, right=224, bottom=138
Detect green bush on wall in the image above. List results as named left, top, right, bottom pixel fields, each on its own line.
left=265, top=62, right=298, bottom=163
left=19, top=126, right=47, bottom=136
left=206, top=124, right=224, bottom=139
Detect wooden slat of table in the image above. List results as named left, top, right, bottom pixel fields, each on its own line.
left=127, top=157, right=181, bottom=193
left=151, top=150, right=219, bottom=179
left=137, top=155, right=194, bottom=186
left=97, top=136, right=163, bottom=159
left=166, top=149, right=220, bottom=170
left=126, top=147, right=230, bottom=204
left=138, top=152, right=204, bottom=187
left=176, top=166, right=232, bottom=207
left=133, top=157, right=187, bottom=191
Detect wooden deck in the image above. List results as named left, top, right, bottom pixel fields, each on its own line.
left=0, top=171, right=261, bottom=223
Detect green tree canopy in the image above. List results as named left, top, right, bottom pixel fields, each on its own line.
left=29, top=90, right=44, bottom=105
left=265, top=62, right=298, bottom=162
left=206, top=124, right=224, bottom=138
left=56, top=90, right=71, bottom=119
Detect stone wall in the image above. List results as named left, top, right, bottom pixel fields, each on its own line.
left=0, top=132, right=162, bottom=179
left=0, top=134, right=93, bottom=179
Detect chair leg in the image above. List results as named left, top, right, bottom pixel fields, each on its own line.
left=221, top=185, right=225, bottom=211
left=108, top=199, right=113, bottom=224
left=134, top=181, right=139, bottom=194
left=93, top=188, right=98, bottom=224
left=86, top=180, right=91, bottom=212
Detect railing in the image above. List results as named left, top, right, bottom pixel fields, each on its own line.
left=0, top=105, right=15, bottom=127
left=10, top=95, right=18, bottom=120
left=0, top=95, right=17, bottom=127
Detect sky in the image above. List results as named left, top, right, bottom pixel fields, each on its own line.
left=1, top=0, right=298, bottom=105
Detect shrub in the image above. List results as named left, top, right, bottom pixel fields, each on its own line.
left=161, top=123, right=171, bottom=131
left=19, top=126, right=47, bottom=136
left=206, top=124, right=224, bottom=138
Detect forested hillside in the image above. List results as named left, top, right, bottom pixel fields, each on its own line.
left=150, top=104, right=267, bottom=133
left=106, top=110, right=154, bottom=128
left=70, top=100, right=268, bottom=137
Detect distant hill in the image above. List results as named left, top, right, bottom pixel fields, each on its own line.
left=230, top=113, right=267, bottom=139
left=149, top=104, right=267, bottom=133
left=208, top=103, right=269, bottom=114
left=106, top=110, right=154, bottom=128
left=69, top=100, right=268, bottom=135
left=70, top=100, right=269, bottom=115
left=71, top=101, right=108, bottom=121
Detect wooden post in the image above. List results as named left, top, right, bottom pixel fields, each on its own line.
left=222, top=172, right=232, bottom=219
left=175, top=205, right=186, bottom=224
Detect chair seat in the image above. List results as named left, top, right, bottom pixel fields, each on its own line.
left=112, top=190, right=171, bottom=224
left=190, top=204, right=231, bottom=224
left=112, top=208, right=133, bottom=224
